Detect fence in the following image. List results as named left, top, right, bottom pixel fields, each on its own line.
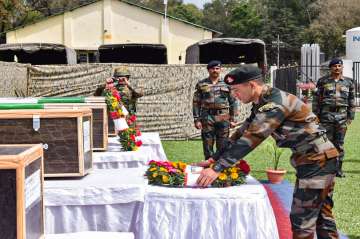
left=273, top=65, right=330, bottom=96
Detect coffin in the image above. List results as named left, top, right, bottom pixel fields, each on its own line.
left=44, top=102, right=107, bottom=151
left=0, top=97, right=107, bottom=150
left=0, top=109, right=93, bottom=177
left=85, top=97, right=116, bottom=136
left=0, top=144, right=44, bottom=239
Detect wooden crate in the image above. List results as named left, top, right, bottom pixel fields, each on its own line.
left=44, top=103, right=108, bottom=151
left=0, top=144, right=44, bottom=239
left=86, top=97, right=116, bottom=137
left=0, top=109, right=93, bottom=177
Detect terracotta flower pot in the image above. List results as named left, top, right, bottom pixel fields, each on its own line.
left=266, top=168, right=287, bottom=184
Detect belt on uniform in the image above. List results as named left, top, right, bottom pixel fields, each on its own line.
left=206, top=108, right=229, bottom=115
left=292, top=134, right=328, bottom=153
left=292, top=135, right=339, bottom=162
left=321, top=105, right=347, bottom=113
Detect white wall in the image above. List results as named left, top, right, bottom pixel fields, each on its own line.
left=6, top=0, right=214, bottom=63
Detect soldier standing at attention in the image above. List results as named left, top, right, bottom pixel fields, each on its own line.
left=312, top=58, right=355, bottom=177
left=193, top=60, right=238, bottom=160
left=196, top=65, right=340, bottom=239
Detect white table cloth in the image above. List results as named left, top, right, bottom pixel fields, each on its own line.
left=46, top=232, right=134, bottom=239
left=138, top=176, right=279, bottom=239
left=45, top=168, right=279, bottom=239
left=44, top=169, right=146, bottom=234
left=107, top=132, right=167, bottom=161
left=92, top=146, right=153, bottom=169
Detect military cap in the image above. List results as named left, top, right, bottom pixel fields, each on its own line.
left=329, top=58, right=343, bottom=68
left=207, top=60, right=222, bottom=69
left=224, top=65, right=262, bottom=85
left=113, top=66, right=130, bottom=77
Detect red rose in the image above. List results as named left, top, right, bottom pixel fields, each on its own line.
left=111, top=91, right=120, bottom=101
left=238, top=160, right=250, bottom=175
left=135, top=140, right=142, bottom=147
left=110, top=112, right=118, bottom=119
left=130, top=115, right=137, bottom=122
left=130, top=134, right=136, bottom=141
left=136, top=129, right=141, bottom=136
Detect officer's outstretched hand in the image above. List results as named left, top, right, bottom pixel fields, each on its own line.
left=194, top=121, right=202, bottom=129
left=191, top=158, right=215, bottom=168
left=196, top=168, right=220, bottom=187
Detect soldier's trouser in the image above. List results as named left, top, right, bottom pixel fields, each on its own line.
left=290, top=156, right=338, bottom=239
left=322, top=123, right=347, bottom=163
left=201, top=114, right=230, bottom=160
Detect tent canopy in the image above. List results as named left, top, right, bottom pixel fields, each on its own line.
left=98, top=43, right=167, bottom=64
left=186, top=38, right=266, bottom=66
left=0, top=43, right=76, bottom=65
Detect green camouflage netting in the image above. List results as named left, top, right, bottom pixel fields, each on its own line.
left=0, top=62, right=251, bottom=139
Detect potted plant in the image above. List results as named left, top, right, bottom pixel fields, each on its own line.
left=264, top=139, right=287, bottom=184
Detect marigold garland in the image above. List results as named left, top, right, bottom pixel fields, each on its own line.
left=145, top=160, right=251, bottom=187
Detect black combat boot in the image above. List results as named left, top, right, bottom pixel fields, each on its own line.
left=336, top=160, right=345, bottom=178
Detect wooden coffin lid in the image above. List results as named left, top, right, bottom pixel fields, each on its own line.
left=84, top=97, right=106, bottom=103
left=43, top=103, right=107, bottom=109
left=0, top=144, right=43, bottom=167
left=0, top=108, right=92, bottom=118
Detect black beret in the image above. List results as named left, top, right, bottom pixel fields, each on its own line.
left=224, top=65, right=262, bottom=85
left=329, top=58, right=343, bottom=68
left=207, top=60, right=222, bottom=69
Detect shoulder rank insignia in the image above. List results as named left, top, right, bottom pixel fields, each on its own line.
left=258, top=102, right=277, bottom=112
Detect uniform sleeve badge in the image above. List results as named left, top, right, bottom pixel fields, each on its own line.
left=258, top=102, right=277, bottom=112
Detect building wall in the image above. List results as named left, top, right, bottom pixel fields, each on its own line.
left=6, top=0, right=214, bottom=63
left=111, top=0, right=161, bottom=44
left=167, top=19, right=213, bottom=64
left=69, top=1, right=104, bottom=49
left=7, top=15, right=64, bottom=44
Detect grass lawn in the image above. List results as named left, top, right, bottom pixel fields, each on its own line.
left=162, top=112, right=360, bottom=238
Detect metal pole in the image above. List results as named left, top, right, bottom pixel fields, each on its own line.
left=277, top=34, right=280, bottom=68
left=164, top=0, right=168, bottom=34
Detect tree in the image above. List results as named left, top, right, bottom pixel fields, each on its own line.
left=202, top=0, right=239, bottom=36
left=246, top=0, right=319, bottom=64
left=0, top=0, right=25, bottom=32
left=302, top=0, right=360, bottom=58
left=168, top=3, right=203, bottom=25
left=229, top=1, right=263, bottom=38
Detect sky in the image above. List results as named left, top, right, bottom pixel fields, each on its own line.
left=182, top=0, right=212, bottom=9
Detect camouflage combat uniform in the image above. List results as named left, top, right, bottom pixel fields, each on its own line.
left=193, top=78, right=238, bottom=160
left=312, top=76, right=355, bottom=176
left=116, top=83, right=144, bottom=115
left=213, top=86, right=339, bottom=239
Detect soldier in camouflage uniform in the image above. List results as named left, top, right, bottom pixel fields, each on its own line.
left=112, top=67, right=144, bottom=115
left=193, top=60, right=238, bottom=160
left=312, top=58, right=355, bottom=177
left=95, top=67, right=144, bottom=115
left=196, top=65, right=340, bottom=239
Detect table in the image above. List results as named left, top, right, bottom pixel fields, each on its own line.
left=44, top=169, right=146, bottom=234
left=107, top=132, right=167, bottom=161
left=92, top=146, right=153, bottom=169
left=46, top=231, right=134, bottom=239
left=45, top=169, right=279, bottom=239
left=138, top=176, right=279, bottom=239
